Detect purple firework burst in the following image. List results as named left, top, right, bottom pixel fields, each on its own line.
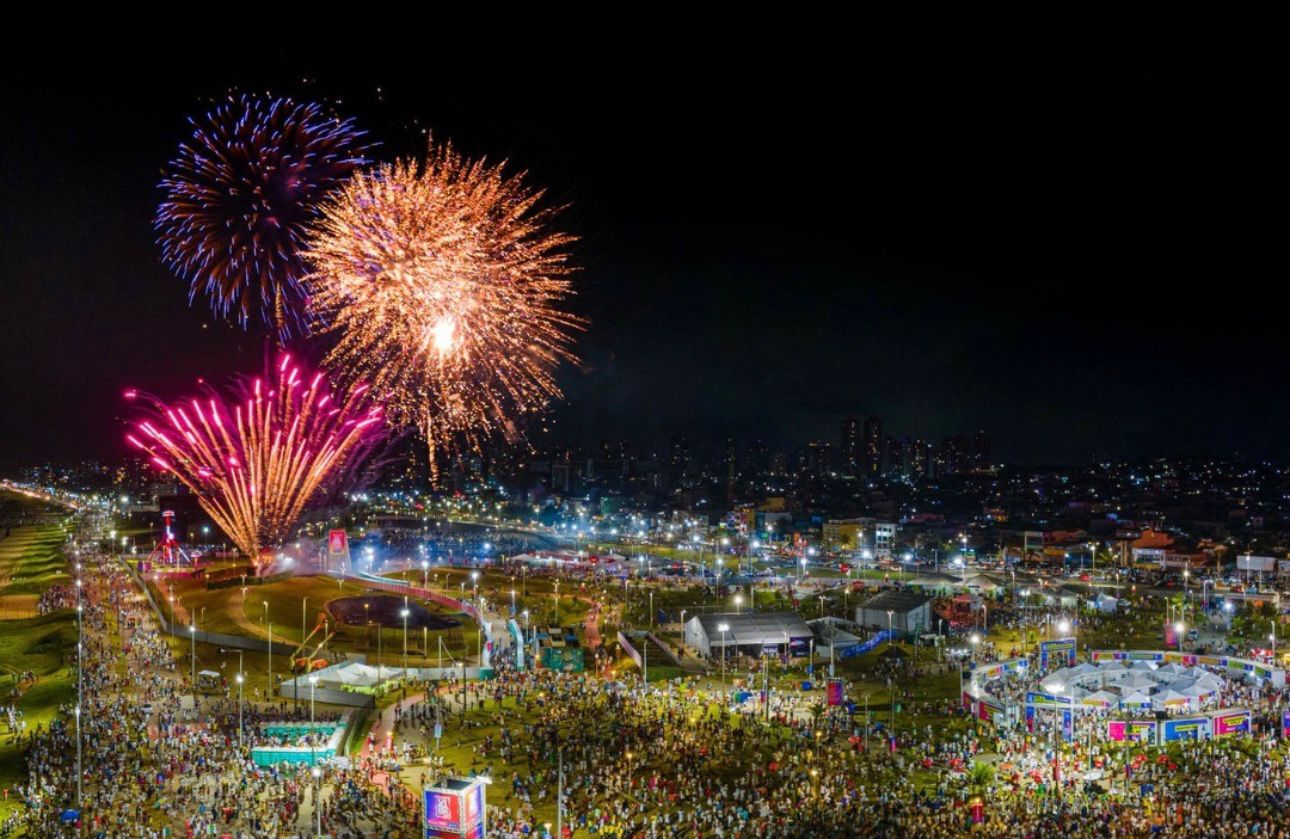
left=155, top=94, right=373, bottom=339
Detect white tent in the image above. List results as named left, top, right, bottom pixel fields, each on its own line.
left=1154, top=689, right=1190, bottom=708
left=1082, top=690, right=1118, bottom=707
left=1120, top=691, right=1153, bottom=708
left=1130, top=660, right=1158, bottom=671
left=1110, top=672, right=1158, bottom=691
left=1156, top=663, right=1187, bottom=676
left=1072, top=662, right=1100, bottom=675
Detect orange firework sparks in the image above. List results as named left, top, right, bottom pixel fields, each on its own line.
left=127, top=355, right=384, bottom=569
left=304, top=140, right=581, bottom=484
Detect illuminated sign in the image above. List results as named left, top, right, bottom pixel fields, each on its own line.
left=1162, top=717, right=1210, bottom=742
left=1212, top=709, right=1250, bottom=737
left=1107, top=720, right=1157, bottom=743
left=327, top=529, right=349, bottom=556
left=424, top=790, right=461, bottom=832
left=1040, top=639, right=1076, bottom=669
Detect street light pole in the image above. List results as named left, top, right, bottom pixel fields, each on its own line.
left=74, top=704, right=81, bottom=809
left=718, top=623, right=730, bottom=686
left=402, top=601, right=410, bottom=673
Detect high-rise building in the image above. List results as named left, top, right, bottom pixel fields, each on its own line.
left=863, top=416, right=883, bottom=477
left=841, top=416, right=862, bottom=477
left=970, top=431, right=991, bottom=472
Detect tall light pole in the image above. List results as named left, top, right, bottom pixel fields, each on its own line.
left=718, top=622, right=730, bottom=685
left=302, top=596, right=309, bottom=651
left=74, top=703, right=82, bottom=808
left=236, top=671, right=244, bottom=749
left=262, top=599, right=272, bottom=693
left=1174, top=621, right=1185, bottom=652
left=887, top=610, right=894, bottom=646
left=311, top=766, right=322, bottom=836
left=189, top=623, right=196, bottom=689
left=308, top=675, right=318, bottom=763
left=734, top=593, right=744, bottom=615
left=401, top=606, right=410, bottom=672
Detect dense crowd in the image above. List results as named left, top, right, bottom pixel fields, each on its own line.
left=13, top=515, right=1290, bottom=837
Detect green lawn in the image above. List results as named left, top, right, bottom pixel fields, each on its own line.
left=144, top=571, right=483, bottom=665
left=1, top=490, right=78, bottom=822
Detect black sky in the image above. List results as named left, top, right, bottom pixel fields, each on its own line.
left=0, top=44, right=1280, bottom=470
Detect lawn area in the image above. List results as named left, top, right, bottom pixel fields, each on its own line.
left=0, top=522, right=73, bottom=605
left=143, top=570, right=483, bottom=664
left=1, top=494, right=76, bottom=822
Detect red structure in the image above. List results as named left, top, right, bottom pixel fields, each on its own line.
left=146, top=510, right=193, bottom=567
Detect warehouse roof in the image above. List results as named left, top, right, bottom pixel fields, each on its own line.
left=857, top=589, right=934, bottom=613
left=688, top=611, right=813, bottom=646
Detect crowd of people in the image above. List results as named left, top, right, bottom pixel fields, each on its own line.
left=14, top=512, right=1290, bottom=837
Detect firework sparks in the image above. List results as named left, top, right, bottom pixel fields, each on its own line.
left=127, top=355, right=384, bottom=569
left=155, top=94, right=373, bottom=339
left=304, top=141, right=581, bottom=484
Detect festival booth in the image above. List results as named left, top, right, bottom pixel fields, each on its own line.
left=424, top=777, right=488, bottom=839
left=250, top=713, right=350, bottom=767
left=1089, top=650, right=1286, bottom=688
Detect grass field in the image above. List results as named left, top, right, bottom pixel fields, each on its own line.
left=144, top=570, right=484, bottom=666
left=0, top=493, right=77, bottom=821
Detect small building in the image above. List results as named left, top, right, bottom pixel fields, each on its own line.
left=684, top=611, right=814, bottom=659
left=856, top=589, right=933, bottom=637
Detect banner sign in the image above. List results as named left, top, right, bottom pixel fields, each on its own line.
left=1282, top=711, right=1290, bottom=738
left=1088, top=650, right=1285, bottom=688
left=327, top=529, right=349, bottom=556
left=1211, top=708, right=1251, bottom=737
left=969, top=658, right=1028, bottom=686
left=424, top=778, right=485, bottom=838
left=424, top=790, right=462, bottom=833
left=1026, top=691, right=1070, bottom=709
left=1162, top=716, right=1210, bottom=742
left=1061, top=708, right=1074, bottom=742
left=977, top=696, right=1007, bottom=725
left=826, top=678, right=844, bottom=707
left=1107, top=720, right=1157, bottom=743
left=1040, top=639, right=1076, bottom=669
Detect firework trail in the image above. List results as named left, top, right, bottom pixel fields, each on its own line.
left=305, top=140, right=581, bottom=484
left=126, top=355, right=384, bottom=569
left=156, top=94, right=373, bottom=339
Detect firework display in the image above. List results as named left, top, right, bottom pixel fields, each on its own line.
left=155, top=94, right=373, bottom=339
left=127, top=355, right=384, bottom=567
left=305, top=141, right=581, bottom=483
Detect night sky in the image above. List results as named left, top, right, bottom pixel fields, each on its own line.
left=0, top=50, right=1279, bottom=470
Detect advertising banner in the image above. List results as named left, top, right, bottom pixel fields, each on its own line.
left=1211, top=709, right=1251, bottom=737
left=1162, top=716, right=1210, bottom=742
left=424, top=790, right=462, bottom=833
left=1106, top=720, right=1157, bottom=743
left=424, top=778, right=486, bottom=838
left=1061, top=708, right=1074, bottom=742
left=826, top=678, right=844, bottom=707
left=1040, top=639, right=1076, bottom=669
left=1282, top=711, right=1290, bottom=738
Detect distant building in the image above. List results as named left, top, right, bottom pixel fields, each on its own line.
left=684, top=612, right=814, bottom=658
left=874, top=522, right=897, bottom=557
left=863, top=416, right=883, bottom=477
left=841, top=417, right=861, bottom=477
left=822, top=518, right=867, bottom=551
left=856, top=589, right=933, bottom=636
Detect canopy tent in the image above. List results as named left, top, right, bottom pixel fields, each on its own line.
left=1081, top=690, right=1118, bottom=707
left=1109, top=672, right=1159, bottom=691
left=1120, top=691, right=1153, bottom=709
